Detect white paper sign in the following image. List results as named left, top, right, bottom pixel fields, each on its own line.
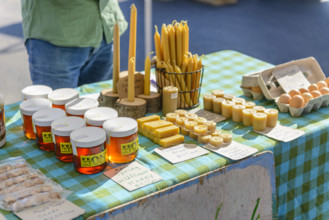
left=15, top=199, right=85, bottom=220
left=0, top=213, right=6, bottom=220
left=204, top=141, right=258, bottom=161
left=154, top=144, right=209, bottom=164
left=272, top=65, right=310, bottom=93
left=104, top=161, right=163, bottom=191
left=189, top=109, right=226, bottom=123
left=255, top=124, right=305, bottom=142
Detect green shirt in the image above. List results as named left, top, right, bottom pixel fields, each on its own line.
left=21, top=0, right=128, bottom=47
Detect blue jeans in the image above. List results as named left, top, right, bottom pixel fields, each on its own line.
left=25, top=38, right=113, bottom=89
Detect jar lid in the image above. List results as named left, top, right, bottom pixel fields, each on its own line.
left=19, top=98, right=52, bottom=116
left=65, top=98, right=99, bottom=116
left=103, top=117, right=138, bottom=137
left=51, top=116, right=85, bottom=136
left=32, top=108, right=66, bottom=126
left=22, top=85, right=52, bottom=100
left=84, top=107, right=118, bottom=126
left=48, top=88, right=79, bottom=105
left=70, top=127, right=106, bottom=152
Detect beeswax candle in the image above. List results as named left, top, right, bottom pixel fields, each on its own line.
left=220, top=133, right=232, bottom=143
left=253, top=113, right=267, bottom=131
left=232, top=105, right=246, bottom=123
left=128, top=4, right=137, bottom=61
left=113, top=23, right=120, bottom=93
left=154, top=25, right=162, bottom=61
left=194, top=125, right=208, bottom=135
left=128, top=57, right=135, bottom=102
left=166, top=113, right=180, bottom=123
left=144, top=54, right=151, bottom=95
left=221, top=100, right=234, bottom=118
left=184, top=120, right=198, bottom=130
left=211, top=89, right=224, bottom=98
left=162, top=86, right=178, bottom=115
left=253, top=106, right=265, bottom=113
left=265, top=109, right=278, bottom=128
left=244, top=101, right=256, bottom=109
left=213, top=98, right=225, bottom=114
left=210, top=136, right=223, bottom=147
left=203, top=94, right=215, bottom=111
left=203, top=121, right=216, bottom=132
left=198, top=135, right=211, bottom=144
left=242, top=109, right=256, bottom=127
left=176, top=117, right=188, bottom=127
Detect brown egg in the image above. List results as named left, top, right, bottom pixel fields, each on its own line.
left=290, top=95, right=305, bottom=108
left=278, top=94, right=291, bottom=104
left=299, top=88, right=309, bottom=94
left=325, top=77, right=329, bottom=86
left=317, top=80, right=328, bottom=89
left=320, top=87, right=329, bottom=95
left=288, top=89, right=301, bottom=97
left=308, top=84, right=319, bottom=92
left=251, top=86, right=262, bottom=93
left=311, top=90, right=322, bottom=98
left=302, top=93, right=313, bottom=103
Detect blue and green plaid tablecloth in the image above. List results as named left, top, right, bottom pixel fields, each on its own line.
left=1, top=50, right=328, bottom=219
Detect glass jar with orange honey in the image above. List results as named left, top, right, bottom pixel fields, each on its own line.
left=48, top=88, right=79, bottom=110
left=84, top=107, right=118, bottom=128
left=103, top=117, right=139, bottom=164
left=19, top=98, right=52, bottom=139
left=70, top=127, right=107, bottom=174
left=21, top=85, right=52, bottom=100
left=65, top=98, right=99, bottom=118
left=32, top=108, right=66, bottom=151
left=51, top=117, right=85, bottom=162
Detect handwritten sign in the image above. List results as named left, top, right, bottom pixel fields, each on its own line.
left=188, top=109, right=226, bottom=123
left=255, top=124, right=305, bottom=142
left=204, top=141, right=258, bottom=161
left=15, top=199, right=85, bottom=220
left=272, top=65, right=310, bottom=93
left=104, top=161, right=162, bottom=191
left=154, top=144, right=209, bottom=164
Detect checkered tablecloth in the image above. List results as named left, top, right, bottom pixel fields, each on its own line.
left=1, top=50, right=328, bottom=219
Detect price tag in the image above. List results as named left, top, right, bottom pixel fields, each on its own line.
left=154, top=143, right=209, bottom=164
left=254, top=124, right=305, bottom=142
left=104, top=161, right=163, bottom=191
left=189, top=109, right=226, bottom=123
left=15, top=199, right=85, bottom=220
left=204, top=141, right=258, bottom=161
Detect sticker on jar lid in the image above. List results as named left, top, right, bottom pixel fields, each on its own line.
left=60, top=142, right=72, bottom=154
left=88, top=113, right=101, bottom=118
left=42, top=132, right=53, bottom=143
left=35, top=114, right=50, bottom=119
left=121, top=138, right=139, bottom=155
left=75, top=134, right=89, bottom=140
left=171, top=93, right=178, bottom=99
left=80, top=150, right=106, bottom=167
left=53, top=123, right=69, bottom=129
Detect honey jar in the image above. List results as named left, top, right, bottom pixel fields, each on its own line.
left=70, top=127, right=107, bottom=174
left=32, top=108, right=66, bottom=151
left=84, top=107, right=118, bottom=128
left=48, top=88, right=79, bottom=110
left=19, top=98, right=52, bottom=139
left=22, top=85, right=52, bottom=100
left=51, top=117, right=85, bottom=162
left=103, top=117, right=139, bottom=164
left=65, top=98, right=99, bottom=118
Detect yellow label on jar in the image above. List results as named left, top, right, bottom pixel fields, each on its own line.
left=60, top=142, right=72, bottom=154
left=121, top=138, right=139, bottom=155
left=80, top=150, right=106, bottom=167
left=42, top=132, right=53, bottom=143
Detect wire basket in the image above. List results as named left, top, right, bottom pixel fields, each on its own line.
left=155, top=65, right=204, bottom=109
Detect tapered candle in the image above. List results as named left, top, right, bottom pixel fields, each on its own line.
left=144, top=54, right=151, bottom=95
left=128, top=57, right=135, bottom=102
left=183, top=21, right=189, bottom=55
left=168, top=25, right=176, bottom=65
left=175, top=23, right=182, bottom=67
left=181, top=21, right=187, bottom=64
left=154, top=26, right=162, bottom=62
left=113, top=23, right=120, bottom=94
left=128, top=4, right=137, bottom=62
left=162, top=26, right=171, bottom=64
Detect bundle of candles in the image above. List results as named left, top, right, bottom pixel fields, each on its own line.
left=154, top=20, right=204, bottom=109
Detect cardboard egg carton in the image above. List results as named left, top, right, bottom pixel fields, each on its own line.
left=240, top=71, right=264, bottom=100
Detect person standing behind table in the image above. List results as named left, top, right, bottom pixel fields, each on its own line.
left=21, top=0, right=128, bottom=89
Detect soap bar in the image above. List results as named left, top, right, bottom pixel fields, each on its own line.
left=213, top=98, right=225, bottom=114
left=166, top=113, right=180, bottom=123
left=265, top=109, right=278, bottom=128
left=210, top=136, right=223, bottom=147
left=193, top=125, right=208, bottom=135
left=184, top=120, right=198, bottom=130
left=189, top=131, right=198, bottom=140
left=242, top=109, right=256, bottom=127
left=203, top=94, right=216, bottom=111
left=198, top=135, right=211, bottom=144
left=143, top=120, right=173, bottom=132
left=203, top=121, right=216, bottom=132
left=221, top=100, right=234, bottom=119
left=195, top=117, right=207, bottom=125
left=137, top=115, right=160, bottom=130
left=175, top=109, right=187, bottom=117
left=159, top=134, right=184, bottom=148
left=220, top=133, right=232, bottom=143
left=176, top=117, right=188, bottom=126
left=232, top=105, right=246, bottom=123
left=154, top=125, right=179, bottom=138
left=253, top=113, right=267, bottom=131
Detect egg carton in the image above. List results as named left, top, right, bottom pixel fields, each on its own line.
left=240, top=71, right=264, bottom=100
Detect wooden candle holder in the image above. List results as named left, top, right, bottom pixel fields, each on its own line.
left=116, top=98, right=146, bottom=119
left=137, top=92, right=161, bottom=113
left=99, top=89, right=119, bottom=108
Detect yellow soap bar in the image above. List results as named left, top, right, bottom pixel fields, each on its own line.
left=142, top=120, right=173, bottom=132
left=137, top=115, right=160, bottom=131
left=154, top=125, right=179, bottom=138
left=159, top=134, right=185, bottom=148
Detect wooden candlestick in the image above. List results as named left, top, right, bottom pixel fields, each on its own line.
left=116, top=98, right=146, bottom=119
left=100, top=89, right=119, bottom=108
left=137, top=92, right=162, bottom=113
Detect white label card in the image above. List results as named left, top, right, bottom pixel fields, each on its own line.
left=255, top=124, right=305, bottom=142
left=104, top=161, right=163, bottom=192
left=0, top=213, right=6, bottom=220
left=204, top=141, right=258, bottom=161
left=189, top=109, right=226, bottom=123
left=154, top=144, right=209, bottom=164
left=272, top=65, right=310, bottom=93
left=15, top=199, right=85, bottom=220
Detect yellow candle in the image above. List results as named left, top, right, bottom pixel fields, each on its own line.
left=128, top=57, right=135, bottom=102
left=185, top=113, right=198, bottom=121
left=198, top=135, right=211, bottom=144
left=244, top=101, right=256, bottom=109
left=232, top=98, right=245, bottom=105
left=232, top=105, right=246, bottom=123
left=189, top=131, right=198, bottom=140
left=168, top=25, right=176, bottom=65
left=194, top=125, right=208, bottom=135
left=175, top=109, right=187, bottom=117
left=223, top=94, right=235, bottom=101
left=253, top=113, right=267, bottom=131
left=184, top=120, right=198, bottom=130
left=162, top=86, right=178, bottom=115
left=181, top=127, right=189, bottom=136
left=220, top=133, right=232, bottom=143
left=203, top=121, right=216, bottom=132
left=253, top=106, right=266, bottom=113
left=221, top=100, right=234, bottom=118
left=203, top=94, right=215, bottom=111
left=128, top=4, right=137, bottom=61
left=210, top=136, right=223, bottom=147
left=166, top=113, right=179, bottom=123
left=181, top=21, right=187, bottom=64
left=195, top=117, right=207, bottom=125
left=154, top=25, right=162, bottom=61
left=113, top=23, right=120, bottom=94
left=213, top=98, right=225, bottom=114
left=211, top=130, right=221, bottom=136
left=183, top=21, right=189, bottom=55
left=144, top=55, right=151, bottom=95
left=175, top=23, right=182, bottom=67
left=242, top=109, right=256, bottom=127
left=162, top=26, right=171, bottom=64
left=265, top=109, right=278, bottom=128
left=211, top=89, right=224, bottom=98
left=176, top=117, right=188, bottom=127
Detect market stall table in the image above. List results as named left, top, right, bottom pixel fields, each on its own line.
left=0, top=50, right=328, bottom=219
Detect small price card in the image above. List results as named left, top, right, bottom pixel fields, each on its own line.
left=154, top=144, right=209, bottom=164
left=104, top=161, right=163, bottom=192
left=15, top=199, right=85, bottom=220
left=189, top=109, right=226, bottom=123
left=255, top=124, right=305, bottom=142
left=204, top=141, right=258, bottom=161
